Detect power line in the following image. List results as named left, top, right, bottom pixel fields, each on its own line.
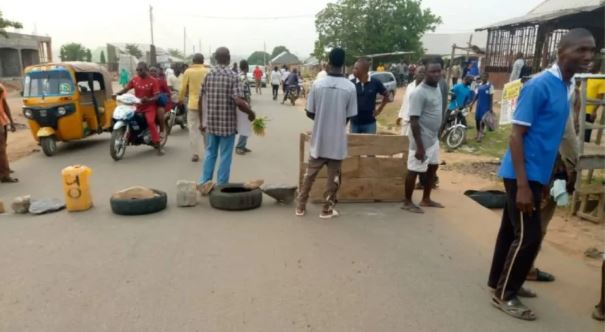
left=162, top=13, right=314, bottom=20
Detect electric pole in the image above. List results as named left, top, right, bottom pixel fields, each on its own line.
left=183, top=27, right=187, bottom=58
left=149, top=5, right=154, bottom=45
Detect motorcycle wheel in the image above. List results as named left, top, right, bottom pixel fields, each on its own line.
left=40, top=136, right=57, bottom=157
left=446, top=127, right=465, bottom=150
left=110, top=127, right=127, bottom=161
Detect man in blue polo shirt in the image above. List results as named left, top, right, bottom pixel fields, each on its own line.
left=488, top=28, right=595, bottom=321
left=350, top=58, right=390, bottom=134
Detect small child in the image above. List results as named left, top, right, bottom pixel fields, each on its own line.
left=236, top=60, right=252, bottom=155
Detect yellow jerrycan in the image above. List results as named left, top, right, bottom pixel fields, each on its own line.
left=61, top=165, right=93, bottom=212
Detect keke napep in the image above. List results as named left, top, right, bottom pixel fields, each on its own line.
left=21, top=62, right=116, bottom=156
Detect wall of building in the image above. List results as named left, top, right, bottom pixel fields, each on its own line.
left=0, top=32, right=51, bottom=78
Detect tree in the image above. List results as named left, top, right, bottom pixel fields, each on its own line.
left=125, top=44, right=143, bottom=59
left=313, top=0, right=441, bottom=64
left=85, top=49, right=92, bottom=62
left=168, top=48, right=184, bottom=59
left=0, top=11, right=22, bottom=38
left=271, top=46, right=290, bottom=59
left=100, top=51, right=106, bottom=64
left=247, top=51, right=271, bottom=65
left=59, top=43, right=90, bottom=61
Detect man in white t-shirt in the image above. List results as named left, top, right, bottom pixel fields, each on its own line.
left=270, top=66, right=282, bottom=100
left=397, top=65, right=425, bottom=135
left=296, top=48, right=357, bottom=219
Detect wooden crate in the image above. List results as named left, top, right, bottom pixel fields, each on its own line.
left=299, top=133, right=409, bottom=203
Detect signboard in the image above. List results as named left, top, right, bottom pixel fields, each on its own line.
left=499, top=79, right=523, bottom=125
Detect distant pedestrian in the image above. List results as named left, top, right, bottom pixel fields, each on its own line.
left=451, top=63, right=461, bottom=85
left=281, top=66, right=290, bottom=94
left=179, top=53, right=209, bottom=162
left=232, top=62, right=238, bottom=74
left=270, top=66, right=281, bottom=100
left=583, top=62, right=605, bottom=142
left=119, top=68, right=130, bottom=87
left=350, top=57, right=390, bottom=134
left=198, top=47, right=256, bottom=194
left=236, top=60, right=253, bottom=155
left=509, top=52, right=525, bottom=82
left=377, top=64, right=385, bottom=72
left=0, top=83, right=17, bottom=183
left=448, top=76, right=474, bottom=127
left=282, top=68, right=300, bottom=104
left=253, top=65, right=263, bottom=95
left=316, top=64, right=327, bottom=80
left=472, top=72, right=494, bottom=142
left=296, top=48, right=357, bottom=219
left=488, top=29, right=594, bottom=321
left=401, top=57, right=444, bottom=214
left=399, top=60, right=408, bottom=86
left=397, top=65, right=425, bottom=135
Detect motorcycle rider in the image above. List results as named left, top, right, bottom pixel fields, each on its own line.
left=447, top=75, right=474, bottom=127
left=282, top=68, right=301, bottom=104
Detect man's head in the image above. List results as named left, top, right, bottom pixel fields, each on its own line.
left=463, top=75, right=473, bottom=85
left=558, top=28, right=596, bottom=75
left=328, top=47, right=346, bottom=72
left=214, top=47, right=231, bottom=66
left=192, top=53, right=204, bottom=65
left=255, top=65, right=260, bottom=70
left=516, top=52, right=524, bottom=60
left=422, top=56, right=443, bottom=86
left=353, top=57, right=371, bottom=81
left=292, top=68, right=298, bottom=74
left=480, top=72, right=489, bottom=83
left=240, top=60, right=249, bottom=73
left=136, top=62, right=149, bottom=78
left=414, top=65, right=425, bottom=84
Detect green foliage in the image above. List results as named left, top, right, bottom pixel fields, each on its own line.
left=59, top=43, right=90, bottom=61
left=247, top=51, right=271, bottom=65
left=100, top=51, right=106, bottom=64
left=313, top=0, right=441, bottom=64
left=271, top=46, right=290, bottom=59
left=84, top=49, right=92, bottom=62
left=125, top=44, right=143, bottom=59
left=168, top=48, right=184, bottom=59
left=0, top=11, right=22, bottom=38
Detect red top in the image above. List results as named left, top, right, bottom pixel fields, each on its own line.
left=253, top=68, right=263, bottom=80
left=155, top=75, right=173, bottom=110
left=126, top=75, right=160, bottom=113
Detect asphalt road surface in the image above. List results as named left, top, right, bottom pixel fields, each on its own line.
left=0, top=89, right=601, bottom=332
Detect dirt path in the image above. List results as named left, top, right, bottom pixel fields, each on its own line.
left=5, top=91, right=39, bottom=162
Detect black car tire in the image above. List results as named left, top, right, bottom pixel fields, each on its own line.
left=110, top=189, right=168, bottom=215
left=209, top=184, right=262, bottom=211
left=40, top=136, right=57, bottom=156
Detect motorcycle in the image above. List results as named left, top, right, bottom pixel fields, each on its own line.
left=164, top=102, right=187, bottom=135
left=110, top=94, right=168, bottom=161
left=286, top=86, right=299, bottom=105
left=441, top=106, right=468, bottom=150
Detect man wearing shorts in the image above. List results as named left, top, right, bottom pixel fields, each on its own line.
left=401, top=57, right=444, bottom=214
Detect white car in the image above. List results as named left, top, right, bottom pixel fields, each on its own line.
left=348, top=71, right=397, bottom=102
left=246, top=67, right=268, bottom=87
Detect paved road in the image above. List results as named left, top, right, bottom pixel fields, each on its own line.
left=0, top=89, right=601, bottom=331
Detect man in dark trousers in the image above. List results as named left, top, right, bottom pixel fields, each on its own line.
left=350, top=57, right=390, bottom=134
left=488, top=28, right=595, bottom=321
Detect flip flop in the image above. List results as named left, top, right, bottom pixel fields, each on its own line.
left=419, top=200, right=444, bottom=208
left=527, top=268, right=555, bottom=282
left=401, top=203, right=424, bottom=214
left=0, top=176, right=18, bottom=183
left=592, top=306, right=604, bottom=321
left=491, top=296, right=536, bottom=321
left=489, top=286, right=537, bottom=298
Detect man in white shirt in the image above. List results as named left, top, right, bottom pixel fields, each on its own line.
left=270, top=66, right=282, bottom=100
left=281, top=67, right=290, bottom=94
left=316, top=64, right=327, bottom=80
left=397, top=65, right=425, bottom=135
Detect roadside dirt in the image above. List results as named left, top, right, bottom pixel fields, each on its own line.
left=5, top=91, right=39, bottom=162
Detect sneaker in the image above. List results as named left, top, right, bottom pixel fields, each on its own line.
left=191, top=154, right=200, bottom=162
left=197, top=181, right=215, bottom=196
left=235, top=148, right=246, bottom=155
left=244, top=148, right=252, bottom=153
left=295, top=208, right=306, bottom=217
left=319, top=209, right=339, bottom=219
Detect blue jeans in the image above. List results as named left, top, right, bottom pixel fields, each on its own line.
left=236, top=135, right=248, bottom=150
left=350, top=122, right=377, bottom=134
left=200, top=134, right=236, bottom=185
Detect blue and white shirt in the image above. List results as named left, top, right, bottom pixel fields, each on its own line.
left=498, top=64, right=573, bottom=185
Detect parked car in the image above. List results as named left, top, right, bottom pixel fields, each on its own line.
left=347, top=71, right=397, bottom=102
left=246, top=67, right=268, bottom=87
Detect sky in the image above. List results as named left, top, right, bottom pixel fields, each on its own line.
left=1, top=0, right=545, bottom=58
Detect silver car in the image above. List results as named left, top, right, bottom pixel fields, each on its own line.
left=370, top=71, right=396, bottom=102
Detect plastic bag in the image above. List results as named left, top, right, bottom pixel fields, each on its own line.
left=116, top=93, right=140, bottom=105
left=482, top=111, right=498, bottom=132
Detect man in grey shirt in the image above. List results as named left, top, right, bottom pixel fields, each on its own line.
left=402, top=57, right=445, bottom=213
left=296, top=48, right=358, bottom=219
left=509, top=52, right=525, bottom=82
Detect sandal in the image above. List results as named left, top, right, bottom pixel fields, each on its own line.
left=491, top=296, right=536, bottom=321
left=527, top=268, right=555, bottom=282
left=0, top=176, right=18, bottom=183
left=489, top=286, right=537, bottom=298
left=401, top=202, right=424, bottom=214
left=592, top=306, right=604, bottom=321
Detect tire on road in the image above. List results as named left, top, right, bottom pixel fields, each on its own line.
left=40, top=136, right=57, bottom=156
left=209, top=184, right=262, bottom=211
left=110, top=189, right=168, bottom=215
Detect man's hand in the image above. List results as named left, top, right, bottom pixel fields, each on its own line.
left=247, top=111, right=256, bottom=122
left=9, top=123, right=16, bottom=132
left=414, top=145, right=425, bottom=162
left=373, top=107, right=384, bottom=118
left=516, top=184, right=534, bottom=214
left=140, top=97, right=150, bottom=104
left=198, top=124, right=206, bottom=135
left=396, top=118, right=402, bottom=126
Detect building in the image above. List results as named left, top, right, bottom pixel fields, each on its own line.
left=0, top=32, right=52, bottom=78
left=477, top=0, right=605, bottom=88
left=421, top=32, right=488, bottom=57
left=270, top=51, right=302, bottom=68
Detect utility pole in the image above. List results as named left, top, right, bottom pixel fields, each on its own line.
left=149, top=5, right=154, bottom=45
left=183, top=27, right=187, bottom=58
left=198, top=39, right=202, bottom=56
left=263, top=41, right=267, bottom=66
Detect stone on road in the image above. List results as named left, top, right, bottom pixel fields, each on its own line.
left=0, top=89, right=600, bottom=332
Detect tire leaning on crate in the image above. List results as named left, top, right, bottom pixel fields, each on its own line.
left=209, top=184, right=263, bottom=211
left=110, top=189, right=168, bottom=215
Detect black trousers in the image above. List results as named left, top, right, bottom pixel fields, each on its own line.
left=272, top=84, right=279, bottom=98
left=488, top=179, right=544, bottom=301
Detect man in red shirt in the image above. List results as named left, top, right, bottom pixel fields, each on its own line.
left=116, top=62, right=162, bottom=153
left=253, top=65, right=263, bottom=95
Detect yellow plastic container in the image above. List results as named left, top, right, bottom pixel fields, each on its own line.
left=61, top=165, right=93, bottom=212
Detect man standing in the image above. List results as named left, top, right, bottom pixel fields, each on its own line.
left=236, top=60, right=253, bottom=155
left=400, top=60, right=409, bottom=86
left=451, top=63, right=461, bottom=86
left=281, top=66, right=290, bottom=95
left=179, top=54, right=209, bottom=162
left=198, top=47, right=256, bottom=192
left=401, top=57, right=445, bottom=213
left=488, top=29, right=595, bottom=321
left=509, top=52, right=525, bottom=82
left=253, top=65, right=263, bottom=95
left=270, top=66, right=281, bottom=101
left=397, top=65, right=425, bottom=135
left=350, top=57, right=390, bottom=134
left=115, top=62, right=162, bottom=154
left=0, top=83, right=17, bottom=183
left=296, top=48, right=357, bottom=219
left=472, top=72, right=495, bottom=142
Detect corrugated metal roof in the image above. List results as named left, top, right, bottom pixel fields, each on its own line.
left=270, top=51, right=302, bottom=65
left=421, top=32, right=488, bottom=55
left=477, top=0, right=604, bottom=30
